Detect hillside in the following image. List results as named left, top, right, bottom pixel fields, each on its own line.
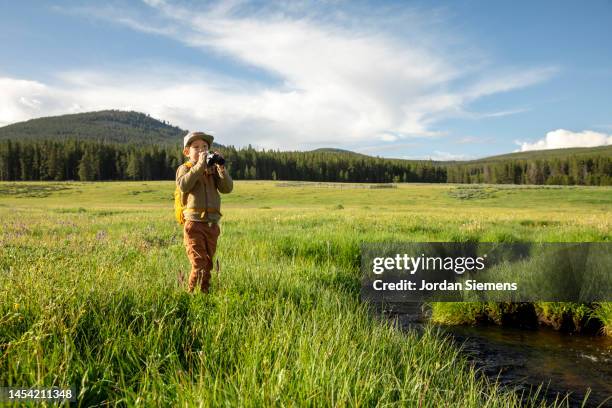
left=310, top=145, right=611, bottom=164
left=0, top=110, right=612, bottom=178
left=309, top=147, right=369, bottom=157
left=2, top=111, right=610, bottom=163
left=466, top=145, right=612, bottom=163
left=0, top=110, right=186, bottom=145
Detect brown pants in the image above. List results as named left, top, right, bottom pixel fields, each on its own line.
left=183, top=220, right=221, bottom=293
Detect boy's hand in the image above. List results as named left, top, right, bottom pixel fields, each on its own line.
left=211, top=151, right=226, bottom=174
left=197, top=151, right=207, bottom=164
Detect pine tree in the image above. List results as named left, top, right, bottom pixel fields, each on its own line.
left=78, top=150, right=95, bottom=181
left=126, top=153, right=141, bottom=180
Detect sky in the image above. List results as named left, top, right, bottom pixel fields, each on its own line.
left=1, top=0, right=611, bottom=160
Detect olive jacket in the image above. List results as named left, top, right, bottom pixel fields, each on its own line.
left=175, top=160, right=233, bottom=223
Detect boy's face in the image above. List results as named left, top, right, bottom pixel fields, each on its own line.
left=184, top=139, right=209, bottom=163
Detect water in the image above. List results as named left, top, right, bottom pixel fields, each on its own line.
left=380, top=304, right=612, bottom=407
left=442, top=325, right=612, bottom=407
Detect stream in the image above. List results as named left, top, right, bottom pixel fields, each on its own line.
left=383, top=303, right=612, bottom=407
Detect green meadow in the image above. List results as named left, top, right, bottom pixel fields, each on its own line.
left=1, top=181, right=611, bottom=406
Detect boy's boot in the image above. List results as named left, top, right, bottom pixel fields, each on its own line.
left=188, top=268, right=212, bottom=294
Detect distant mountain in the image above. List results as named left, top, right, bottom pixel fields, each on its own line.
left=1, top=110, right=609, bottom=161
left=465, top=145, right=612, bottom=163
left=311, top=145, right=611, bottom=164
left=0, top=110, right=188, bottom=145
left=309, top=147, right=370, bottom=157
left=0, top=112, right=609, bottom=184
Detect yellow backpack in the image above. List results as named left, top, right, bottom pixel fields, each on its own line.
left=174, top=162, right=193, bottom=225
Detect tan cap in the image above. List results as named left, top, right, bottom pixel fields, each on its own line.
left=183, top=131, right=214, bottom=148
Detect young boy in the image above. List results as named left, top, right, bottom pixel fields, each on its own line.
left=176, top=131, right=233, bottom=293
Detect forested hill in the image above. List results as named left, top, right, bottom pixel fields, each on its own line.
left=443, top=145, right=611, bottom=185
left=308, top=148, right=369, bottom=158
left=0, top=110, right=185, bottom=145
left=463, top=145, right=612, bottom=163
left=0, top=111, right=610, bottom=184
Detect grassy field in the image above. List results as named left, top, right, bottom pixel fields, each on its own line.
left=1, top=181, right=611, bottom=406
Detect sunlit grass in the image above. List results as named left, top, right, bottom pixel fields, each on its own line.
left=1, top=180, right=610, bottom=406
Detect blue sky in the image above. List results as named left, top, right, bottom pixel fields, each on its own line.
left=1, top=0, right=611, bottom=159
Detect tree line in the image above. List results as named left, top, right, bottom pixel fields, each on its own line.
left=0, top=139, right=610, bottom=185
left=446, top=156, right=611, bottom=186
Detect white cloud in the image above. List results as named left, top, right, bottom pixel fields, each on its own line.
left=0, top=1, right=557, bottom=150
left=517, top=129, right=612, bottom=151
left=379, top=133, right=399, bottom=142
left=0, top=77, right=66, bottom=127
left=403, top=150, right=474, bottom=161
left=354, top=141, right=422, bottom=155
left=460, top=108, right=529, bottom=120
left=454, top=136, right=494, bottom=144
left=462, top=67, right=558, bottom=99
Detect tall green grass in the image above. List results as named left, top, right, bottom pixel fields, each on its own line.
left=1, top=180, right=610, bottom=406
